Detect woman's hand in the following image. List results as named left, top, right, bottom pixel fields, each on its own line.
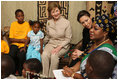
left=51, top=45, right=62, bottom=54
left=62, top=66, right=74, bottom=77
left=72, top=49, right=83, bottom=60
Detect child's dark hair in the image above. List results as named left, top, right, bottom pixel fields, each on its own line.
left=29, top=20, right=39, bottom=26
left=24, top=58, right=42, bottom=73
left=88, top=50, right=115, bottom=79
left=29, top=20, right=44, bottom=28
left=77, top=10, right=90, bottom=23
left=1, top=55, right=15, bottom=79
left=15, top=9, right=24, bottom=16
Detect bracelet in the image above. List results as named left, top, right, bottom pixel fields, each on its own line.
left=71, top=73, right=75, bottom=78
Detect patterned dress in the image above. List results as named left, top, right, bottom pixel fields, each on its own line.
left=26, top=30, right=44, bottom=62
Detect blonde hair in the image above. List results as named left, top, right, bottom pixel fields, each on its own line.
left=48, top=2, right=61, bottom=19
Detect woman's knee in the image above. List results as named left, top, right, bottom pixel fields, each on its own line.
left=42, top=51, right=50, bottom=59
left=51, top=55, right=59, bottom=62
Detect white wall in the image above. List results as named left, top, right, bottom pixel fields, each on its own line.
left=68, top=1, right=86, bottom=44
left=1, top=1, right=37, bottom=27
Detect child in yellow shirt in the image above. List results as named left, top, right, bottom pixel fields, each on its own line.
left=1, top=31, right=9, bottom=55
left=9, top=9, right=31, bottom=76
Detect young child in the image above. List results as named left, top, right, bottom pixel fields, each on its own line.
left=86, top=50, right=116, bottom=79
left=22, top=58, right=42, bottom=78
left=1, top=55, right=17, bottom=79
left=22, top=20, right=44, bottom=62
left=9, top=9, right=31, bottom=76
left=1, top=30, right=9, bottom=55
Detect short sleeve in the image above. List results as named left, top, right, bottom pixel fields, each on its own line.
left=27, top=31, right=31, bottom=38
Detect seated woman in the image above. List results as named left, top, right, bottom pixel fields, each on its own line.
left=69, top=10, right=92, bottom=67
left=42, top=2, right=72, bottom=77
left=62, top=14, right=117, bottom=79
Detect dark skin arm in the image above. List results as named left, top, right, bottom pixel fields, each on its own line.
left=62, top=61, right=81, bottom=77
left=72, top=61, right=81, bottom=71
left=20, top=37, right=30, bottom=52
left=10, top=38, right=26, bottom=43
left=73, top=73, right=84, bottom=79
left=62, top=63, right=84, bottom=79
left=40, top=39, right=43, bottom=54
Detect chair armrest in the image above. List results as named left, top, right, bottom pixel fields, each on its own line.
left=2, top=26, right=11, bottom=46
left=74, top=39, right=83, bottom=50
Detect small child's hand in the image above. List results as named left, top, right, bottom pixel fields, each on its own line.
left=20, top=48, right=26, bottom=52
left=21, top=39, right=27, bottom=43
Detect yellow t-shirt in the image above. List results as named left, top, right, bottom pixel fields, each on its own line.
left=9, top=21, right=31, bottom=48
left=1, top=40, right=9, bottom=54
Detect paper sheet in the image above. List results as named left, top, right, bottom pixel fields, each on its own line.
left=53, top=69, right=80, bottom=79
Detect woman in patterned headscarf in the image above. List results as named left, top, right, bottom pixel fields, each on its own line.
left=62, top=14, right=117, bottom=79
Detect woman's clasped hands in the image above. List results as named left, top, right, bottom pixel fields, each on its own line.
left=62, top=66, right=75, bottom=77
left=71, top=49, right=83, bottom=60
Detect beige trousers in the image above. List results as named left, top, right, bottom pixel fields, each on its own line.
left=41, top=44, right=70, bottom=77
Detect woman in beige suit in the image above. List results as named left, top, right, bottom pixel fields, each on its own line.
left=42, top=2, right=72, bottom=77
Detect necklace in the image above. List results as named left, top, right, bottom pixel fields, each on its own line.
left=94, top=39, right=109, bottom=49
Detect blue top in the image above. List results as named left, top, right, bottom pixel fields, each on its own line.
left=27, top=30, right=44, bottom=50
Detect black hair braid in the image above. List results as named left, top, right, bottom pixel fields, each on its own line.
left=29, top=20, right=34, bottom=26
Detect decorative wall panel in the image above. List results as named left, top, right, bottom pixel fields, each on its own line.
left=38, top=1, right=69, bottom=34
left=87, top=1, right=115, bottom=21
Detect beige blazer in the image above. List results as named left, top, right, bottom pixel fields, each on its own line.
left=44, top=16, right=72, bottom=49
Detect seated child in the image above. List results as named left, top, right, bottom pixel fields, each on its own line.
left=86, top=50, right=116, bottom=79
left=9, top=9, right=31, bottom=76
left=21, top=20, right=44, bottom=62
left=1, top=30, right=9, bottom=55
left=1, top=55, right=17, bottom=79
left=22, top=58, right=42, bottom=78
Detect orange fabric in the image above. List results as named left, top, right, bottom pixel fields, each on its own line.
left=1, top=40, right=9, bottom=54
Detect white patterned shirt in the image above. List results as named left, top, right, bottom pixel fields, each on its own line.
left=28, top=30, right=44, bottom=50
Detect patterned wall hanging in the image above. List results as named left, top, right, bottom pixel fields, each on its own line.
left=87, top=1, right=116, bottom=21
left=37, top=1, right=69, bottom=35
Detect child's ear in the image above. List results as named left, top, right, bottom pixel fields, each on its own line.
left=87, top=65, right=93, bottom=74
